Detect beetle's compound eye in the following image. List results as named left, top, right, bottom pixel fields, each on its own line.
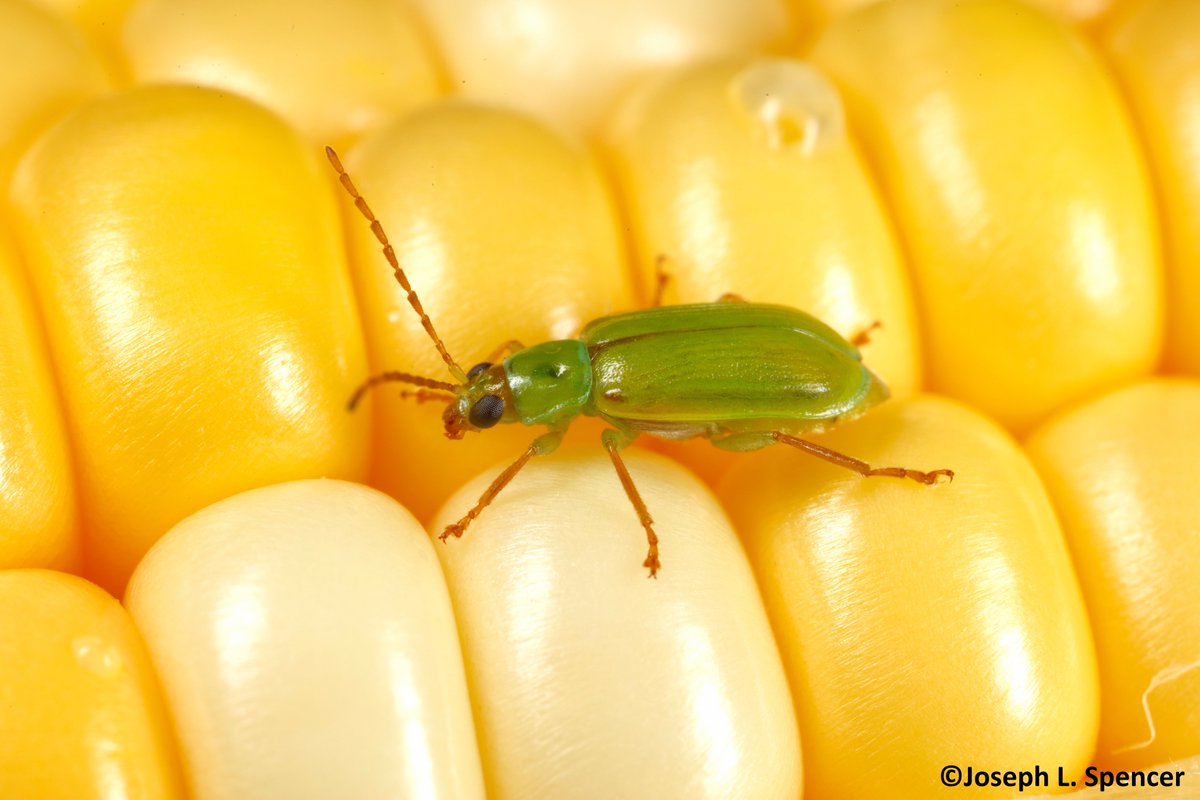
left=469, top=394, right=504, bottom=428
left=467, top=361, right=492, bottom=380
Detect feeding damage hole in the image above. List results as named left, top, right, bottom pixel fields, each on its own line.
left=731, top=60, right=845, bottom=157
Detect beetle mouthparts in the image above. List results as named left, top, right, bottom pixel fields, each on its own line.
left=442, top=404, right=467, bottom=440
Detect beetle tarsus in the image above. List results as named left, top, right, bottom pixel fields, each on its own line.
left=850, top=320, right=882, bottom=347
left=861, top=465, right=955, bottom=485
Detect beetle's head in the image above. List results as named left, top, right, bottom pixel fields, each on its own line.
left=443, top=360, right=519, bottom=439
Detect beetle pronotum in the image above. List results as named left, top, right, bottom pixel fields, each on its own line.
left=327, top=146, right=952, bottom=578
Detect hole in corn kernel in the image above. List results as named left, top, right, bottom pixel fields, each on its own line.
left=72, top=636, right=124, bottom=679
left=730, top=60, right=844, bottom=157
left=1111, top=658, right=1200, bottom=755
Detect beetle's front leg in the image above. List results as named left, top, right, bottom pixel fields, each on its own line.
left=439, top=428, right=565, bottom=542
left=601, top=428, right=661, bottom=578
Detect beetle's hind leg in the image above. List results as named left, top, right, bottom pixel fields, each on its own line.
left=602, top=429, right=661, bottom=578
left=850, top=320, right=882, bottom=347
left=772, top=432, right=954, bottom=485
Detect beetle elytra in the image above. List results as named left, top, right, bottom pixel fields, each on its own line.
left=327, top=147, right=952, bottom=578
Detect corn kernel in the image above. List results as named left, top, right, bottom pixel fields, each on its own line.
left=433, top=448, right=802, bottom=798
left=604, top=58, right=919, bottom=393
left=603, top=57, right=921, bottom=483
left=9, top=85, right=369, bottom=593
left=1102, top=0, right=1200, bottom=374
left=121, top=0, right=442, bottom=148
left=811, top=0, right=1162, bottom=434
left=0, top=0, right=109, bottom=184
left=720, top=396, right=1099, bottom=799
left=25, top=0, right=135, bottom=78
left=342, top=102, right=633, bottom=521
left=404, top=0, right=792, bottom=134
left=125, top=479, right=484, bottom=800
left=1026, top=379, right=1200, bottom=770
left=791, top=0, right=1121, bottom=51
left=0, top=231, right=78, bottom=570
left=0, top=569, right=184, bottom=799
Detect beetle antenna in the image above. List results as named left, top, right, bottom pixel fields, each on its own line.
left=393, top=388, right=457, bottom=405
left=348, top=371, right=459, bottom=411
left=326, top=146, right=467, bottom=383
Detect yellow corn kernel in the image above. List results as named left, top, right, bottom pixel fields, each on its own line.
left=121, top=0, right=442, bottom=148
left=1026, top=379, right=1200, bottom=770
left=603, top=58, right=920, bottom=484
left=1031, top=0, right=1119, bottom=22
left=0, top=569, right=184, bottom=799
left=0, top=0, right=109, bottom=184
left=343, top=102, right=633, bottom=521
left=404, top=0, right=792, bottom=134
left=792, top=0, right=1121, bottom=53
left=811, top=0, right=1162, bottom=434
left=4, top=2, right=1190, bottom=795
left=9, top=85, right=369, bottom=594
left=125, top=479, right=485, bottom=799
left=0, top=231, right=78, bottom=570
left=787, top=0, right=874, bottom=46
left=432, top=448, right=802, bottom=798
left=25, top=0, right=136, bottom=78
left=1103, top=0, right=1200, bottom=374
left=719, top=396, right=1098, bottom=799
left=791, top=0, right=1139, bottom=49
left=604, top=58, right=918, bottom=392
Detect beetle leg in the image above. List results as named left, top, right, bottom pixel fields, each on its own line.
left=650, top=254, right=671, bottom=307
left=772, top=432, right=954, bottom=485
left=440, top=429, right=564, bottom=542
left=601, top=429, right=661, bottom=578
left=850, top=320, right=882, bottom=347
left=485, top=339, right=526, bottom=363
left=716, top=292, right=748, bottom=304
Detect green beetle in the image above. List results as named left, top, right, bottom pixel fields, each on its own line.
left=329, top=148, right=952, bottom=577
